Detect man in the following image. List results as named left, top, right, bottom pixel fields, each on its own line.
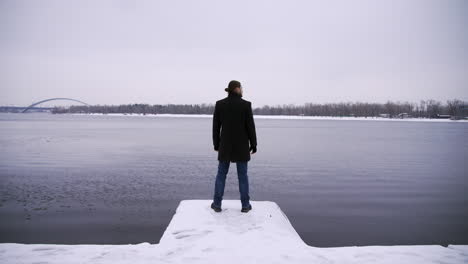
left=211, top=80, right=257, bottom=213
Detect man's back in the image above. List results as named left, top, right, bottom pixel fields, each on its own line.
left=213, top=92, right=257, bottom=162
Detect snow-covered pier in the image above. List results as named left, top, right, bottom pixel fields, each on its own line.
left=1, top=200, right=467, bottom=263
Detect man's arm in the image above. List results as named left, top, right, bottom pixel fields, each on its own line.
left=246, top=102, right=257, bottom=150
left=212, top=102, right=221, bottom=151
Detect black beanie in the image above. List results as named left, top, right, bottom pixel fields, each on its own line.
left=225, top=80, right=241, bottom=92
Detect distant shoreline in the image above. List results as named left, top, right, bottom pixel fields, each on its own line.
left=62, top=112, right=468, bottom=122
left=2, top=112, right=467, bottom=122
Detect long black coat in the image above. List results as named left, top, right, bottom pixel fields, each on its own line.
left=212, top=92, right=257, bottom=162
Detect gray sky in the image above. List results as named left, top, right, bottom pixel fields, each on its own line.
left=1, top=0, right=467, bottom=107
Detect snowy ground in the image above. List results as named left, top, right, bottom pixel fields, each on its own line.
left=1, top=200, right=467, bottom=264
left=71, top=113, right=468, bottom=122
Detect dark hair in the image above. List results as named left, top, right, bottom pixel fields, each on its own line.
left=225, top=80, right=241, bottom=92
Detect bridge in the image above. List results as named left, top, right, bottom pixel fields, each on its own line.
left=22, top=98, right=90, bottom=113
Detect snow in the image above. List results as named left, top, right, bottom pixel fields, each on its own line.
left=71, top=113, right=468, bottom=122
left=1, top=200, right=467, bottom=264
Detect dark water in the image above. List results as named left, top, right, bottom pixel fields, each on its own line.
left=0, top=113, right=467, bottom=247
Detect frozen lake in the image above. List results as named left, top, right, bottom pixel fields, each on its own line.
left=0, top=112, right=467, bottom=247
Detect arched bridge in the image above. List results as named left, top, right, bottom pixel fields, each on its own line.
left=22, top=98, right=90, bottom=113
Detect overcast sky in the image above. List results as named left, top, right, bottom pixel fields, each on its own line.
left=1, top=0, right=467, bottom=107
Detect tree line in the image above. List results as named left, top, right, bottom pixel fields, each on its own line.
left=52, top=99, right=467, bottom=118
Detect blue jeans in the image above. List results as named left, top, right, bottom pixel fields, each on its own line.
left=213, top=160, right=251, bottom=208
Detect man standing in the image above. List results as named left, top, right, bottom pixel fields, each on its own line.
left=211, top=80, right=257, bottom=213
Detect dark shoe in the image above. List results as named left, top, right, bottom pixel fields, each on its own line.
left=211, top=202, right=222, bottom=212
left=241, top=204, right=252, bottom=213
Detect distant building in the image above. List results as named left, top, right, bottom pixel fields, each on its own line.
left=436, top=114, right=451, bottom=119
left=397, top=113, right=412, bottom=119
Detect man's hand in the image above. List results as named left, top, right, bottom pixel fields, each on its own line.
left=249, top=145, right=257, bottom=154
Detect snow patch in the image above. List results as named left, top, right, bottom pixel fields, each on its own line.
left=71, top=113, right=468, bottom=122
left=1, top=200, right=467, bottom=263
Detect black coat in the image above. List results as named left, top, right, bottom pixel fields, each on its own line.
left=213, top=92, right=257, bottom=162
